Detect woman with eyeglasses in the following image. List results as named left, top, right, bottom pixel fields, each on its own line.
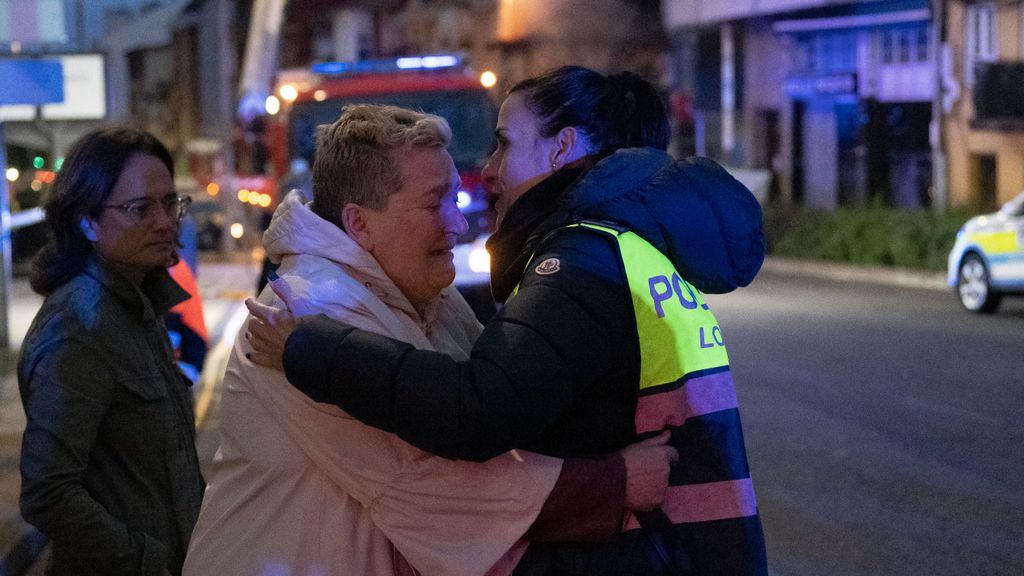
left=18, top=126, right=204, bottom=576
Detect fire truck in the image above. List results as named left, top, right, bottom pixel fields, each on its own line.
left=270, top=55, right=495, bottom=219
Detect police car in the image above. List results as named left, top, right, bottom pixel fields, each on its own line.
left=948, top=190, right=1024, bottom=313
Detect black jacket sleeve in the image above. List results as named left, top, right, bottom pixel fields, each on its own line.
left=283, top=227, right=629, bottom=461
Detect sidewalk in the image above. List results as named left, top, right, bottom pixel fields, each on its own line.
left=0, top=255, right=259, bottom=575
left=761, top=256, right=947, bottom=291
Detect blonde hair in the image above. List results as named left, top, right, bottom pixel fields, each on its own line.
left=312, top=104, right=452, bottom=227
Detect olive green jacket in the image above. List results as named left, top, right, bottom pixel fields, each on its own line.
left=19, top=256, right=204, bottom=576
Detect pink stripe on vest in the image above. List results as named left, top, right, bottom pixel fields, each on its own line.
left=635, top=371, right=738, bottom=434
left=623, top=478, right=757, bottom=529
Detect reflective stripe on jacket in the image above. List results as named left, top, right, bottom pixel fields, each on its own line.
left=574, top=221, right=766, bottom=575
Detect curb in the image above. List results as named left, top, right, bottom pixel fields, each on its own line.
left=761, top=256, right=948, bottom=292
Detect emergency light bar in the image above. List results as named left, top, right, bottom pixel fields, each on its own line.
left=396, top=55, right=460, bottom=70
left=311, top=54, right=462, bottom=76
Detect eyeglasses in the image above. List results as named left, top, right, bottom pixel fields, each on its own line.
left=103, top=195, right=192, bottom=223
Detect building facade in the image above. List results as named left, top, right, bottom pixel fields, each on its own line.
left=664, top=0, right=1024, bottom=211
left=942, top=0, right=1024, bottom=210
left=664, top=0, right=939, bottom=210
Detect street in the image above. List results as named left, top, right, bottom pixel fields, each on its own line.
left=1, top=257, right=1022, bottom=575
left=706, top=269, right=1024, bottom=576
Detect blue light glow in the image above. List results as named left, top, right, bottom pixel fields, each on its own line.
left=313, top=54, right=462, bottom=76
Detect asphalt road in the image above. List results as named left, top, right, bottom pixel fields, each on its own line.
left=705, top=270, right=1024, bottom=576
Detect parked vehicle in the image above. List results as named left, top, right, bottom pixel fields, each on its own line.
left=948, top=191, right=1024, bottom=313
left=190, top=198, right=226, bottom=251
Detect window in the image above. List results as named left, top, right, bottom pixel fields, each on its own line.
left=966, top=2, right=998, bottom=85
left=879, top=27, right=929, bottom=65
left=800, top=32, right=857, bottom=72
left=898, top=28, right=912, bottom=63
left=916, top=28, right=929, bottom=62
left=880, top=27, right=929, bottom=64
left=882, top=31, right=895, bottom=63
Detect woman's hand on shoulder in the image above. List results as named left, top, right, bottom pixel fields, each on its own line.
left=244, top=296, right=298, bottom=371
left=244, top=272, right=308, bottom=370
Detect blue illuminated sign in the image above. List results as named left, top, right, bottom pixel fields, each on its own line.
left=0, top=59, right=63, bottom=105
left=783, top=73, right=858, bottom=100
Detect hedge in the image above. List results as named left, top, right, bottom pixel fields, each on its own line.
left=761, top=204, right=974, bottom=271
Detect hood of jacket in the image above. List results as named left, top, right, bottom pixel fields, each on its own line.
left=569, top=148, right=765, bottom=294
left=489, top=148, right=764, bottom=297
left=263, top=191, right=379, bottom=272
left=262, top=191, right=431, bottom=320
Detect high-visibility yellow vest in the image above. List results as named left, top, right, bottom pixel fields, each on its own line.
left=568, top=222, right=730, bottom=394
left=514, top=221, right=764, bottom=571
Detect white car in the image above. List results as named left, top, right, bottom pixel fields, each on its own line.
left=948, top=191, right=1024, bottom=313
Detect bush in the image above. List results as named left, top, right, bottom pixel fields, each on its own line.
left=762, top=203, right=973, bottom=271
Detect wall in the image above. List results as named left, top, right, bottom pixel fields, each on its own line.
left=664, top=0, right=838, bottom=28
left=496, top=0, right=664, bottom=86
left=742, top=18, right=794, bottom=201
left=803, top=96, right=840, bottom=209
left=944, top=0, right=1024, bottom=209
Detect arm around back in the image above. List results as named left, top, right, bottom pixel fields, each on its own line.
left=283, top=312, right=578, bottom=461
left=282, top=228, right=627, bottom=461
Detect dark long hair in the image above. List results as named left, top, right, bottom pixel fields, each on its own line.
left=30, top=126, right=174, bottom=295
left=509, top=66, right=670, bottom=157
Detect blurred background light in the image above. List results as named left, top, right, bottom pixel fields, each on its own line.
left=278, top=83, right=298, bottom=102
left=468, top=246, right=490, bottom=273
left=265, top=95, right=281, bottom=115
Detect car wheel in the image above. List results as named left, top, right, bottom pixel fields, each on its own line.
left=957, top=253, right=1002, bottom=313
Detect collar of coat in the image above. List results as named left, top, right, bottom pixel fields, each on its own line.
left=486, top=157, right=595, bottom=303
left=84, top=255, right=189, bottom=323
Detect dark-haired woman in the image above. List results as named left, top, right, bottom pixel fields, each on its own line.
left=18, top=126, right=204, bottom=576
left=250, top=66, right=769, bottom=575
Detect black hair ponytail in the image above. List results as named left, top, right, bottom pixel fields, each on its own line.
left=510, top=66, right=669, bottom=158
left=605, top=71, right=670, bottom=153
